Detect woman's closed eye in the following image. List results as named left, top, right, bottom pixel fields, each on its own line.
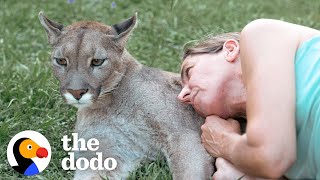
left=186, top=67, right=193, bottom=79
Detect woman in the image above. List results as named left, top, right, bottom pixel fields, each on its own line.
left=177, top=19, right=320, bottom=179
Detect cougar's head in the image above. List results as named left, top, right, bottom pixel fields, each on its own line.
left=38, top=12, right=137, bottom=108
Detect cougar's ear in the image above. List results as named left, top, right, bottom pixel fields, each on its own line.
left=38, top=11, right=64, bottom=45
left=112, top=12, right=137, bottom=48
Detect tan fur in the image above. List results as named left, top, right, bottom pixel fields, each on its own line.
left=66, top=21, right=113, bottom=32
left=39, top=12, right=214, bottom=180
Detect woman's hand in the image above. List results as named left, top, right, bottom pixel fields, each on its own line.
left=213, top=157, right=246, bottom=180
left=201, top=115, right=241, bottom=158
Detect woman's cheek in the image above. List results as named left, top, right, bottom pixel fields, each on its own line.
left=193, top=104, right=206, bottom=117
left=200, top=93, right=218, bottom=115
left=193, top=95, right=210, bottom=117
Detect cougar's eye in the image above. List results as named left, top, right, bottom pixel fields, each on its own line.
left=91, top=58, right=106, bottom=66
left=55, top=58, right=67, bottom=66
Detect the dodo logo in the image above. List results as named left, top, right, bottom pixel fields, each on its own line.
left=7, top=130, right=51, bottom=176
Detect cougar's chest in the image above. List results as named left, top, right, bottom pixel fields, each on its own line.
left=74, top=106, right=158, bottom=157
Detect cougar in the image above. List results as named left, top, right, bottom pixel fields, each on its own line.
left=38, top=12, right=214, bottom=180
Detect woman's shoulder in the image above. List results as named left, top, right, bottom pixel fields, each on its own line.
left=298, top=29, right=320, bottom=48
left=240, top=18, right=320, bottom=51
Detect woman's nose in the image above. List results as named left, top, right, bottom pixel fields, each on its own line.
left=177, top=86, right=191, bottom=103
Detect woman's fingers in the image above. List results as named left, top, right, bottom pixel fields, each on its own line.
left=213, top=158, right=246, bottom=180
left=227, top=118, right=241, bottom=134
left=215, top=157, right=226, bottom=168
left=201, top=116, right=242, bottom=157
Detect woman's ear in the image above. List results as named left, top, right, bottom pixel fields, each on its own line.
left=223, top=39, right=240, bottom=62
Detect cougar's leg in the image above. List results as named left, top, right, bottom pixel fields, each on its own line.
left=74, top=169, right=102, bottom=180
left=73, top=158, right=140, bottom=180
left=72, top=149, right=141, bottom=180
left=165, top=133, right=214, bottom=180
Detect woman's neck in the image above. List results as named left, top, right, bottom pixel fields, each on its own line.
left=227, top=74, right=247, bottom=118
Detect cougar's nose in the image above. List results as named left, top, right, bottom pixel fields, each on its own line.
left=67, top=89, right=88, bottom=100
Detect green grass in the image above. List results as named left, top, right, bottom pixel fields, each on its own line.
left=1, top=0, right=320, bottom=179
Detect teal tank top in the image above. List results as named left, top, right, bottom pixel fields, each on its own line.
left=285, top=35, right=320, bottom=179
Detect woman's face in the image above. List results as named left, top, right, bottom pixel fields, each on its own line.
left=178, top=52, right=234, bottom=118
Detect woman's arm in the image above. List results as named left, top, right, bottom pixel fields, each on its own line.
left=230, top=19, right=298, bottom=178
left=201, top=19, right=301, bottom=178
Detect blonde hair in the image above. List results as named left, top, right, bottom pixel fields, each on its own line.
left=182, top=32, right=240, bottom=60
